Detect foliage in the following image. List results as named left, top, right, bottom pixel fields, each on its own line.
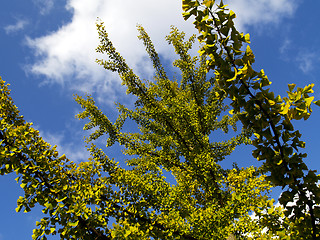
left=182, top=0, right=320, bottom=238
left=0, top=1, right=319, bottom=239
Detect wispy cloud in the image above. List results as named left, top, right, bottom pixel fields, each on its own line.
left=25, top=0, right=300, bottom=102
left=226, top=0, right=298, bottom=30
left=36, top=125, right=90, bottom=163
left=296, top=51, right=318, bottom=74
left=279, top=39, right=292, bottom=55
left=32, top=0, right=54, bottom=15
left=4, top=19, right=28, bottom=34
left=279, top=39, right=320, bottom=74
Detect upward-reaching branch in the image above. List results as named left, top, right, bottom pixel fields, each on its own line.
left=182, top=0, right=319, bottom=238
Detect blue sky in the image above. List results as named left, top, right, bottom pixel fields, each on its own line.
left=0, top=0, right=320, bottom=239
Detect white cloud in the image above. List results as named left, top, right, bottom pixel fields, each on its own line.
left=225, top=0, right=298, bottom=30
left=33, top=0, right=54, bottom=15
left=26, top=0, right=300, bottom=102
left=278, top=39, right=320, bottom=74
left=279, top=39, right=292, bottom=55
left=296, top=51, right=318, bottom=74
left=4, top=19, right=28, bottom=34
left=38, top=127, right=90, bottom=162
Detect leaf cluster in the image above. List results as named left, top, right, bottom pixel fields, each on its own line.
left=182, top=0, right=320, bottom=238
left=0, top=21, right=286, bottom=239
left=1, top=1, right=319, bottom=238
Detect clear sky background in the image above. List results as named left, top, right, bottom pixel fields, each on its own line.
left=0, top=0, right=319, bottom=239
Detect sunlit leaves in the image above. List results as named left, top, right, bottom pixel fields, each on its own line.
left=0, top=19, right=284, bottom=239
left=182, top=0, right=320, bottom=238
left=1, top=0, right=319, bottom=238
left=0, top=78, right=114, bottom=239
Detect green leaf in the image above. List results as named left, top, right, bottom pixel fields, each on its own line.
left=15, top=205, right=22, bottom=212
left=69, top=221, right=79, bottom=227
left=229, top=10, right=236, bottom=19
left=305, top=96, right=314, bottom=107
left=280, top=102, right=290, bottom=115
left=244, top=33, right=250, bottom=43
left=288, top=83, right=296, bottom=92
left=313, top=100, right=320, bottom=106
left=253, top=133, right=260, bottom=139
left=44, top=202, right=53, bottom=210
left=203, top=0, right=214, bottom=8
left=227, top=67, right=238, bottom=82
left=56, top=196, right=67, bottom=203
left=182, top=12, right=192, bottom=20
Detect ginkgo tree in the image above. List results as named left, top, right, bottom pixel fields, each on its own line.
left=182, top=0, right=320, bottom=238
left=0, top=1, right=319, bottom=240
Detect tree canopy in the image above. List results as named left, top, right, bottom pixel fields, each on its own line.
left=0, top=0, right=319, bottom=239
left=182, top=0, right=320, bottom=238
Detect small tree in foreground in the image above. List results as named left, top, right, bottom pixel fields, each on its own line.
left=0, top=1, right=319, bottom=239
